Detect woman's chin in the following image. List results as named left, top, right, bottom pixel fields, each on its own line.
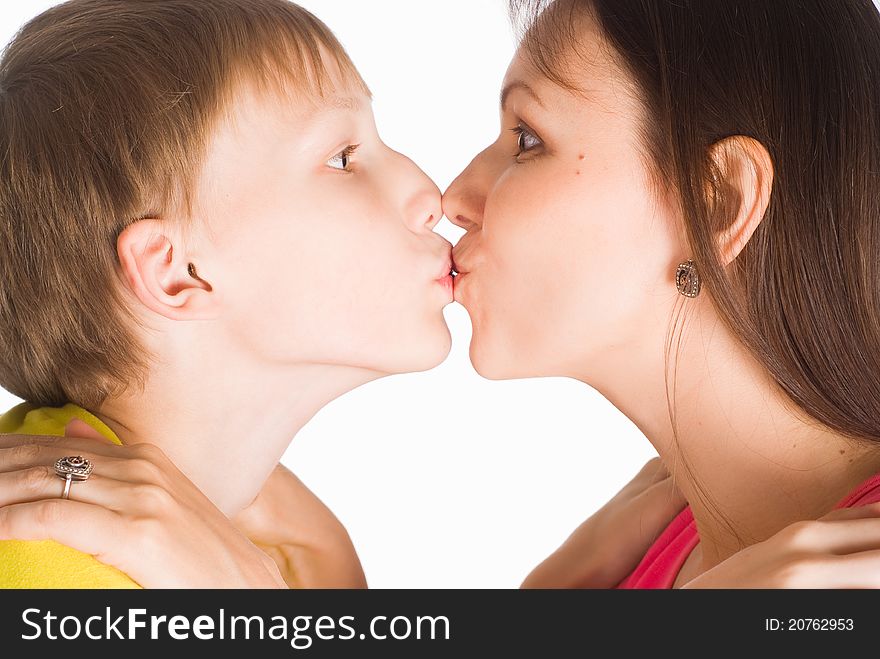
left=467, top=337, right=517, bottom=380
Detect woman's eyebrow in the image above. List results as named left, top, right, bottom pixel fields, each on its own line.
left=500, top=80, right=546, bottom=111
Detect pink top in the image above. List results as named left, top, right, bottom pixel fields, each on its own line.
left=615, top=470, right=880, bottom=589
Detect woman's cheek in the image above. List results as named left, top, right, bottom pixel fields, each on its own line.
left=482, top=202, right=557, bottom=332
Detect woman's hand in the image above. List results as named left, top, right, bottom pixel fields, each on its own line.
left=0, top=421, right=287, bottom=588
left=232, top=463, right=367, bottom=588
left=522, top=457, right=687, bottom=588
left=682, top=502, right=880, bottom=588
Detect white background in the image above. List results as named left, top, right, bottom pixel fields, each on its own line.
left=2, top=0, right=688, bottom=588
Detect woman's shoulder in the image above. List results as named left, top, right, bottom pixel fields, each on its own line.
left=835, top=469, right=880, bottom=509
left=0, top=539, right=140, bottom=589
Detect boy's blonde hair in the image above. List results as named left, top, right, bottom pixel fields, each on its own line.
left=0, top=0, right=369, bottom=408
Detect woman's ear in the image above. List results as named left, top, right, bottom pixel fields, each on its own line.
left=116, top=218, right=217, bottom=321
left=708, top=136, right=774, bottom=267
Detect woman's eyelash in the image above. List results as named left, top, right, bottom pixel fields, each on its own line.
left=509, top=125, right=541, bottom=157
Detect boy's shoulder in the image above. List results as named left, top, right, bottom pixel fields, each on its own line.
left=0, top=402, right=136, bottom=588
left=0, top=540, right=140, bottom=589
left=0, top=401, right=121, bottom=444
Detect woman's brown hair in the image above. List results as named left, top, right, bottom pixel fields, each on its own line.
left=511, top=0, right=880, bottom=538
left=0, top=0, right=367, bottom=409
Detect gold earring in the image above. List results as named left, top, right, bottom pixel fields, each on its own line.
left=676, top=259, right=701, bottom=298
left=187, top=263, right=198, bottom=278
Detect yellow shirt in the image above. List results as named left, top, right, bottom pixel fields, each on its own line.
left=0, top=402, right=140, bottom=588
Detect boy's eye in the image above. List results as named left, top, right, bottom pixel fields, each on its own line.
left=327, top=144, right=360, bottom=171
left=511, top=125, right=541, bottom=157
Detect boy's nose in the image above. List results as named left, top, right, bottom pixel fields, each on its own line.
left=404, top=186, right=443, bottom=233
left=392, top=148, right=444, bottom=234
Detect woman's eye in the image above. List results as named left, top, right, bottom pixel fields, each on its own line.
left=511, top=125, right=541, bottom=157
left=327, top=144, right=360, bottom=171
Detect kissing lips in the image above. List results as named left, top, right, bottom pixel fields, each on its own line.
left=436, top=273, right=454, bottom=293
left=434, top=259, right=454, bottom=297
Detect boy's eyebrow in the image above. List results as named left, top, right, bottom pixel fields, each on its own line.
left=297, top=94, right=372, bottom=127
left=500, top=80, right=546, bottom=111
left=300, top=93, right=369, bottom=121
left=326, top=95, right=361, bottom=111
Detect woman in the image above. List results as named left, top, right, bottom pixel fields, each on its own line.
left=446, top=0, right=880, bottom=587
left=3, top=0, right=880, bottom=589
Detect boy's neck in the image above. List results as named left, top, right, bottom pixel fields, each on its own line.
left=92, top=350, right=385, bottom=517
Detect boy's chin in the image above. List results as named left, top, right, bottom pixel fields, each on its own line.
left=380, top=328, right=452, bottom=375
left=410, top=332, right=453, bottom=373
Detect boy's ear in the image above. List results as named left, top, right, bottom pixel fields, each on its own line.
left=116, top=218, right=217, bottom=321
left=708, top=135, right=774, bottom=267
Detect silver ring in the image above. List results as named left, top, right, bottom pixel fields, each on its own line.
left=54, top=456, right=93, bottom=500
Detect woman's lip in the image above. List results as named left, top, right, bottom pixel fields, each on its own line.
left=452, top=272, right=466, bottom=301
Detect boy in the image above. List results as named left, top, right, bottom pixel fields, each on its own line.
left=0, top=0, right=452, bottom=587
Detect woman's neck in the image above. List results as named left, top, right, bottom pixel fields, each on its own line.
left=583, top=302, right=880, bottom=575
left=92, top=340, right=385, bottom=517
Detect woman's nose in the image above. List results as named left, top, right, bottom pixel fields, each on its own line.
left=442, top=191, right=481, bottom=232
left=442, top=153, right=488, bottom=232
